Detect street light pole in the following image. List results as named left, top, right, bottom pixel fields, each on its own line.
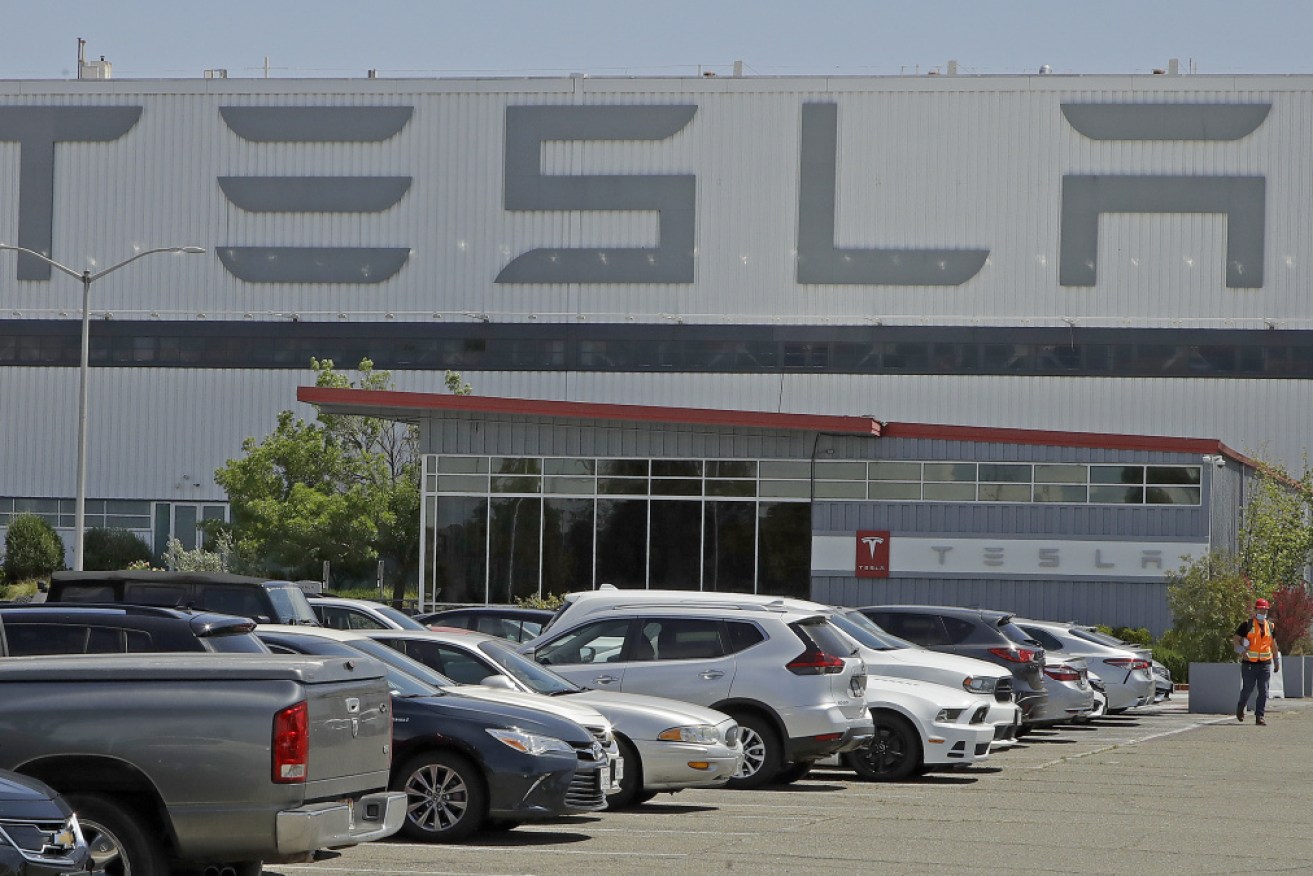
left=0, top=243, right=205, bottom=570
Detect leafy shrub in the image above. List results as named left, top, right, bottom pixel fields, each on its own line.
left=162, top=535, right=230, bottom=572
left=515, top=592, right=565, bottom=611
left=1165, top=551, right=1253, bottom=666
left=83, top=527, right=153, bottom=571
left=3, top=514, right=65, bottom=582
left=1149, top=632, right=1189, bottom=685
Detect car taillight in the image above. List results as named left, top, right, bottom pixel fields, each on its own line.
left=786, top=648, right=845, bottom=675
left=273, top=701, right=309, bottom=784
left=987, top=647, right=1037, bottom=663
left=1106, top=657, right=1153, bottom=671
left=1044, top=665, right=1082, bottom=682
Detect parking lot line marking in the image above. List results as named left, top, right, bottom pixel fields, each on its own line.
left=280, top=867, right=524, bottom=876
left=1023, top=715, right=1234, bottom=770
left=338, top=843, right=688, bottom=859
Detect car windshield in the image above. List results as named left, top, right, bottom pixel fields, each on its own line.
left=832, top=610, right=916, bottom=650
left=477, top=639, right=581, bottom=695
left=1070, top=627, right=1128, bottom=648
left=342, top=637, right=460, bottom=689
left=371, top=605, right=428, bottom=630
left=259, top=633, right=438, bottom=698
left=264, top=585, right=319, bottom=625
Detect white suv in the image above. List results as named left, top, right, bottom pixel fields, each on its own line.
left=523, top=603, right=873, bottom=789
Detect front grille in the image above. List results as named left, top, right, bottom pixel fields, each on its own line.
left=974, top=742, right=990, bottom=756
left=994, top=677, right=1014, bottom=703
left=565, top=766, right=607, bottom=810
left=0, top=816, right=82, bottom=867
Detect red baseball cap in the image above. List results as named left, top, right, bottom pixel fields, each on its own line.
left=1255, top=598, right=1270, bottom=610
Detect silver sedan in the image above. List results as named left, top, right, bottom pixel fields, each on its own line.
left=362, top=628, right=743, bottom=808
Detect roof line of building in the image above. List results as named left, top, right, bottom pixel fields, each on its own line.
left=297, top=387, right=883, bottom=436
left=298, top=387, right=1253, bottom=466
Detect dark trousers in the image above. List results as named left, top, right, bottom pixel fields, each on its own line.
left=1238, top=660, right=1272, bottom=718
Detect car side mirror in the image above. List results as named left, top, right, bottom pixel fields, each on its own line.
left=479, top=674, right=517, bottom=690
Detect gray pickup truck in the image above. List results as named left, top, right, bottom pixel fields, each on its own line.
left=0, top=653, right=405, bottom=876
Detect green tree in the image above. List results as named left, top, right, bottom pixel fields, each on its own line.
left=3, top=513, right=65, bottom=581
left=83, top=527, right=153, bottom=571
left=1238, top=457, right=1313, bottom=594
left=215, top=408, right=387, bottom=582
left=216, top=359, right=471, bottom=599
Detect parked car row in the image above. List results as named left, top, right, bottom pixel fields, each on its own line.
left=1, top=571, right=1167, bottom=874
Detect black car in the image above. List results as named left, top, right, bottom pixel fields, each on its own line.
left=0, top=604, right=269, bottom=656
left=859, top=605, right=1050, bottom=724
left=257, top=629, right=609, bottom=842
left=416, top=606, right=554, bottom=643
left=47, top=570, right=319, bottom=626
left=0, top=769, right=89, bottom=876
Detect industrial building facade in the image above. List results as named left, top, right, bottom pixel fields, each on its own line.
left=0, top=72, right=1306, bottom=627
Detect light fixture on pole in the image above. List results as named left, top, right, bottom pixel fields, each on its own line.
left=0, top=243, right=205, bottom=570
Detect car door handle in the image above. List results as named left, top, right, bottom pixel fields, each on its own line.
left=592, top=675, right=619, bottom=685
left=700, top=670, right=725, bottom=680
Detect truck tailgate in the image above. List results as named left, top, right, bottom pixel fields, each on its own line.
left=303, top=675, right=393, bottom=800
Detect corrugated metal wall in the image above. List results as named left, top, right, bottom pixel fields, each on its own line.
left=812, top=575, right=1174, bottom=636
left=3, top=73, right=1311, bottom=511
left=2, top=75, right=1311, bottom=325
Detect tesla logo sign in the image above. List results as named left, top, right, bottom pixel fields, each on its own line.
left=855, top=530, right=890, bottom=579
left=0, top=100, right=1273, bottom=287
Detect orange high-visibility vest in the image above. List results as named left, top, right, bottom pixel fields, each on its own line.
left=1245, top=619, right=1275, bottom=662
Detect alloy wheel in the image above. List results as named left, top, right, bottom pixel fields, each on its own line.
left=406, top=763, right=470, bottom=834
left=735, top=726, right=768, bottom=778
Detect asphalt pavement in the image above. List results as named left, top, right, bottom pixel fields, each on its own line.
left=274, top=694, right=1313, bottom=876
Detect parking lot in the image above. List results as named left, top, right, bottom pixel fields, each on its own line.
left=272, top=695, right=1313, bottom=876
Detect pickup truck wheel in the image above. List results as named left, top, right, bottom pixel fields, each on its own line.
left=66, top=792, right=168, bottom=876
left=726, top=712, right=783, bottom=790
left=397, top=752, right=488, bottom=842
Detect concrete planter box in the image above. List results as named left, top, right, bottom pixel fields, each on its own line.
left=1282, top=657, right=1306, bottom=698
left=1189, top=661, right=1289, bottom=713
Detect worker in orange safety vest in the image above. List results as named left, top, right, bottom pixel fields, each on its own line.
left=1233, top=597, right=1280, bottom=725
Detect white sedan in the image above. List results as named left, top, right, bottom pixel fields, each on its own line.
left=824, top=675, right=996, bottom=781
left=362, top=628, right=744, bottom=808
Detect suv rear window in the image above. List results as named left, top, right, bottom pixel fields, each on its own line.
left=875, top=612, right=950, bottom=647
left=3, top=624, right=155, bottom=655
left=53, top=584, right=115, bottom=602
left=792, top=619, right=856, bottom=656
left=265, top=585, right=318, bottom=624
left=725, top=621, right=765, bottom=653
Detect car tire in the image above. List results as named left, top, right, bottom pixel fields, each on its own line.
left=606, top=736, right=646, bottom=809
left=631, top=790, right=659, bottom=805
left=843, top=712, right=922, bottom=782
left=396, top=751, right=488, bottom=842
left=65, top=792, right=169, bottom=876
left=726, top=712, right=784, bottom=789
left=771, top=762, right=812, bottom=785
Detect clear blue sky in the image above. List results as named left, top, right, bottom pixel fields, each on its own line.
left=5, top=0, right=1313, bottom=80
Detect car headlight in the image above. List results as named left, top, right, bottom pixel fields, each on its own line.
left=935, top=708, right=966, bottom=723
left=486, top=728, right=573, bottom=755
left=962, top=676, right=997, bottom=694
left=657, top=724, right=719, bottom=744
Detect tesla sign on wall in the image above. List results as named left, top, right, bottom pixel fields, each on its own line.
left=855, top=530, right=891, bottom=578
left=814, top=534, right=1209, bottom=580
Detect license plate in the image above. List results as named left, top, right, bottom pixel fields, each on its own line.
left=611, top=757, right=624, bottom=786
left=346, top=797, right=355, bottom=830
